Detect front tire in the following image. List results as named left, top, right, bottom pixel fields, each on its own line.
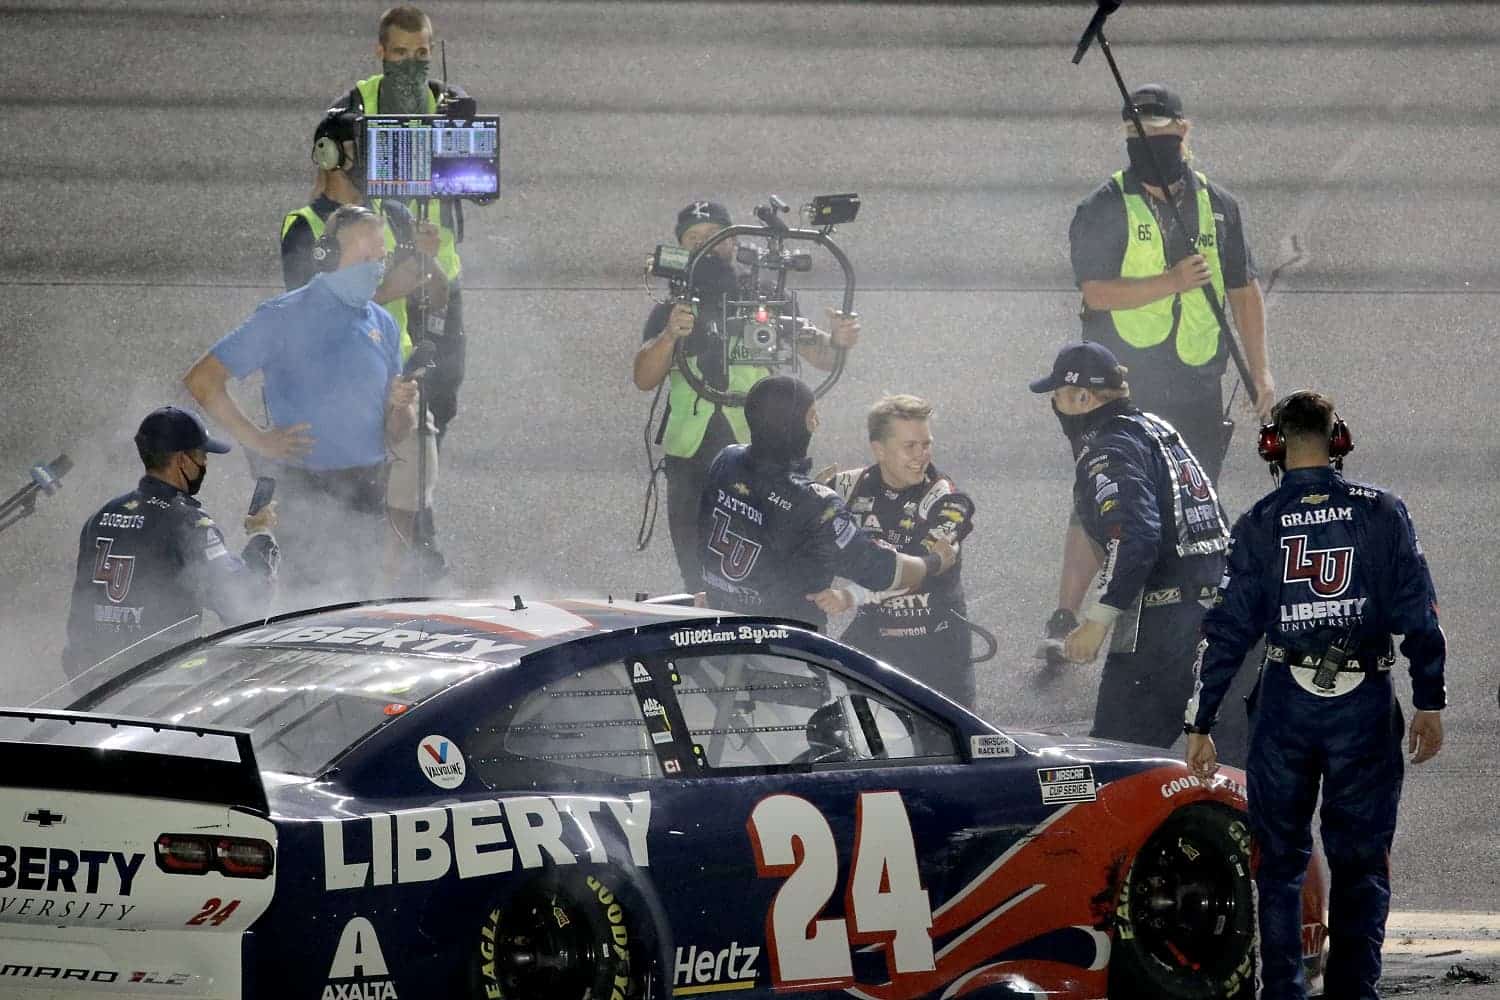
left=469, top=868, right=638, bottom=1000
left=1111, top=804, right=1256, bottom=1000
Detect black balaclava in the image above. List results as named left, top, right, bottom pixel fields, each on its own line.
left=746, top=375, right=816, bottom=465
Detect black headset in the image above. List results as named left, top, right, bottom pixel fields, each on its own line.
left=310, top=108, right=361, bottom=173
left=311, top=205, right=380, bottom=273
left=1257, top=390, right=1354, bottom=472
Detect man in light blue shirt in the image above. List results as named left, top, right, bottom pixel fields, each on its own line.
left=186, top=205, right=417, bottom=601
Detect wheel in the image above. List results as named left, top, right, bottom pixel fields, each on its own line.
left=1110, top=805, right=1256, bottom=1000
left=469, top=868, right=638, bottom=1000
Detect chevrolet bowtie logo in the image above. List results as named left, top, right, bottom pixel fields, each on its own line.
left=23, top=809, right=65, bottom=828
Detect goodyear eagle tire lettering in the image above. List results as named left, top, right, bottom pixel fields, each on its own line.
left=468, top=869, right=636, bottom=1000
left=1111, top=805, right=1255, bottom=1000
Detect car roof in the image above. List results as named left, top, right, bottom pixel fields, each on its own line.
left=214, top=597, right=741, bottom=663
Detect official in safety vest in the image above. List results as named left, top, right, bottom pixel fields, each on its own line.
left=327, top=3, right=484, bottom=441
left=1069, top=83, right=1273, bottom=477
left=634, top=201, right=861, bottom=591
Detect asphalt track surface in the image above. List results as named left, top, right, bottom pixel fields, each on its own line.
left=0, top=0, right=1497, bottom=976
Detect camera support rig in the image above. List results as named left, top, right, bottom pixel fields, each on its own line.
left=668, top=194, right=859, bottom=408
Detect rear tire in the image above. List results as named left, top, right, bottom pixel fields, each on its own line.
left=1111, top=805, right=1256, bottom=1000
left=469, top=868, right=637, bottom=1000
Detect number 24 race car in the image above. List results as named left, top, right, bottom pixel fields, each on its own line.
left=0, top=597, right=1327, bottom=999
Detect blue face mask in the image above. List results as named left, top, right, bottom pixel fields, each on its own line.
left=324, top=259, right=385, bottom=307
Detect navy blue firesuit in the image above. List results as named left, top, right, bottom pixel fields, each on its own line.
left=1187, top=467, right=1446, bottom=1000
left=1071, top=400, right=1229, bottom=746
left=64, top=476, right=278, bottom=684
left=698, top=444, right=900, bottom=629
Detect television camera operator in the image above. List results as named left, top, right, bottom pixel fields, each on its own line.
left=699, top=376, right=953, bottom=630
left=327, top=3, right=484, bottom=443
left=635, top=200, right=861, bottom=592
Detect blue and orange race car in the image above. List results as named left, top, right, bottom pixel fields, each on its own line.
left=0, top=597, right=1326, bottom=999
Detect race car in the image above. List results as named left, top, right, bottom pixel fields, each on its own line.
left=0, top=597, right=1327, bottom=999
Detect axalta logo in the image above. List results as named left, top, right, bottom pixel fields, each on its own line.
left=323, top=792, right=652, bottom=891
left=325, top=917, right=397, bottom=999
left=674, top=941, right=761, bottom=995
left=221, top=624, right=522, bottom=660
left=417, top=735, right=466, bottom=790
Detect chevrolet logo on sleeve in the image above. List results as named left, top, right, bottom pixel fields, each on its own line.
left=23, top=808, right=66, bottom=828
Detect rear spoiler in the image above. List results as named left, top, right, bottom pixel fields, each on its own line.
left=0, top=708, right=268, bottom=816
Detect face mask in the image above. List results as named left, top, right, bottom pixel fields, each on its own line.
left=324, top=259, right=386, bottom=307
left=182, top=455, right=206, bottom=497
left=381, top=58, right=431, bottom=114
left=1052, top=399, right=1092, bottom=443
left=691, top=253, right=739, bottom=301
left=1125, top=133, right=1187, bottom=185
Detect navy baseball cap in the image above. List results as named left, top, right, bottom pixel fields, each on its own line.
left=1124, top=83, right=1185, bottom=127
left=676, top=201, right=732, bottom=241
left=134, top=407, right=231, bottom=455
left=1029, top=342, right=1126, bottom=394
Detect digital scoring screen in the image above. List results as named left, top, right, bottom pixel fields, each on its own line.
left=364, top=115, right=500, bottom=200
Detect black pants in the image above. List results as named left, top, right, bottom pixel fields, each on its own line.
left=273, top=464, right=385, bottom=605
left=1136, top=378, right=1231, bottom=486
left=662, top=415, right=739, bottom=592
left=1091, top=600, right=1205, bottom=747
left=841, top=611, right=975, bottom=709
left=428, top=280, right=465, bottom=442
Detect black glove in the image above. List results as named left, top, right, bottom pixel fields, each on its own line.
left=1035, top=608, right=1078, bottom=668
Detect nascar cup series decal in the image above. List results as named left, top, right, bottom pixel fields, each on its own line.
left=1037, top=765, right=1097, bottom=804
left=417, top=735, right=466, bottom=790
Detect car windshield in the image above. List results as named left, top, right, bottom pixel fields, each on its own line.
left=80, top=644, right=491, bottom=776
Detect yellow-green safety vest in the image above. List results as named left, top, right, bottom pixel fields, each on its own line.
left=663, top=344, right=769, bottom=459
left=280, top=206, right=414, bottom=361
left=354, top=75, right=463, bottom=284
left=1111, top=169, right=1225, bottom=367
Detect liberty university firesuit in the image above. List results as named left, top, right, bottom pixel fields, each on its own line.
left=831, top=464, right=977, bottom=706
left=698, top=445, right=900, bottom=629
left=63, top=477, right=277, bottom=682
left=1187, top=467, right=1446, bottom=1000
left=1073, top=400, right=1228, bottom=746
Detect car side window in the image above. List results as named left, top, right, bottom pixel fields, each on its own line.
left=475, top=661, right=660, bottom=786
left=670, top=650, right=957, bottom=772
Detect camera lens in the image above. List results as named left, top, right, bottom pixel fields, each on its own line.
left=755, top=326, right=773, bottom=346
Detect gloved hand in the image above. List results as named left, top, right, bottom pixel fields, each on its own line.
left=1035, top=608, right=1079, bottom=667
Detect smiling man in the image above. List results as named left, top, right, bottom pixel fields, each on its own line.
left=818, top=395, right=978, bottom=707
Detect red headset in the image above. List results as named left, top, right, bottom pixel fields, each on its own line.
left=1257, top=392, right=1354, bottom=471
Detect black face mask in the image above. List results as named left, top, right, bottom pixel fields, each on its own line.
left=1125, top=133, right=1187, bottom=186
left=691, top=253, right=739, bottom=303
left=182, top=454, right=206, bottom=496
left=1052, top=399, right=1092, bottom=443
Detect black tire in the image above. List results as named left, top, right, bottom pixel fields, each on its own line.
left=469, top=868, right=638, bottom=1000
left=1110, top=804, right=1256, bottom=1000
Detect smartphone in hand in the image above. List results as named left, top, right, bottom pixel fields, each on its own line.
left=248, top=476, right=276, bottom=516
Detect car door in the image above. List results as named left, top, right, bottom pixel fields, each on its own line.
left=638, top=641, right=1095, bottom=1000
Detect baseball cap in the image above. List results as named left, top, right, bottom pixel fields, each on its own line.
left=1124, top=83, right=1185, bottom=128
left=676, top=200, right=733, bottom=241
left=134, top=407, right=231, bottom=455
left=1028, top=342, right=1126, bottom=394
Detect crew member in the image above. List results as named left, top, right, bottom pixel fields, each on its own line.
left=636, top=200, right=860, bottom=591
left=281, top=107, right=447, bottom=578
left=1046, top=83, right=1273, bottom=657
left=817, top=395, right=978, bottom=707
left=698, top=376, right=953, bottom=628
left=1029, top=342, right=1229, bottom=747
left=327, top=3, right=480, bottom=442
left=1184, top=391, right=1446, bottom=1000
left=62, top=407, right=278, bottom=684
left=185, top=205, right=418, bottom=603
